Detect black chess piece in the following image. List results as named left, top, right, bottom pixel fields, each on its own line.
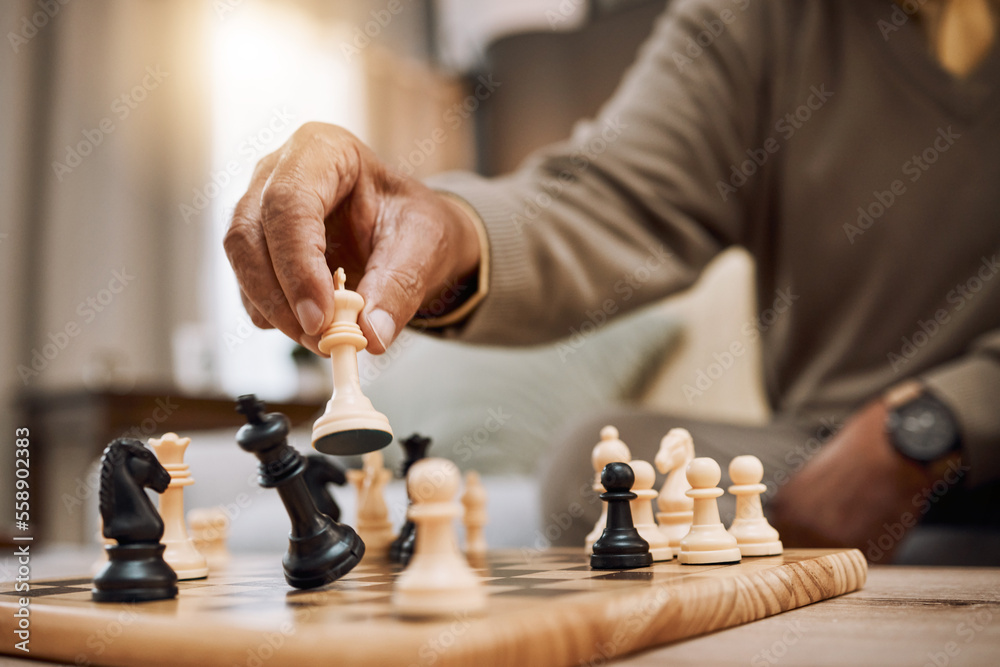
left=590, top=462, right=653, bottom=570
left=303, top=455, right=347, bottom=522
left=388, top=434, right=432, bottom=565
left=235, top=394, right=364, bottom=589
left=92, top=439, right=178, bottom=602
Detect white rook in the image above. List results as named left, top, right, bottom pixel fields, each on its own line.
left=149, top=433, right=208, bottom=579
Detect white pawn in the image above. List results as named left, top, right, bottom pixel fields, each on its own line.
left=392, top=458, right=486, bottom=617
left=654, top=428, right=695, bottom=549
left=149, top=433, right=208, bottom=579
left=462, top=470, right=488, bottom=561
left=728, top=455, right=782, bottom=556
left=628, top=461, right=674, bottom=561
left=678, top=458, right=741, bottom=565
left=347, top=450, right=395, bottom=558
left=586, top=426, right=632, bottom=552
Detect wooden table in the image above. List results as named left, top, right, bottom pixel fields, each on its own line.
left=615, top=564, right=1000, bottom=666
left=0, top=554, right=996, bottom=666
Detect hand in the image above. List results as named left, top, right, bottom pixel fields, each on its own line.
left=224, top=122, right=482, bottom=355
left=769, top=399, right=935, bottom=560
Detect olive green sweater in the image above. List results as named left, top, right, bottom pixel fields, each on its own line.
left=429, top=0, right=1000, bottom=486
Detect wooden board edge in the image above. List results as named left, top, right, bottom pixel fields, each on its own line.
left=0, top=550, right=868, bottom=667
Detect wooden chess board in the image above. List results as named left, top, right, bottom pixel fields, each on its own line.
left=0, top=548, right=866, bottom=667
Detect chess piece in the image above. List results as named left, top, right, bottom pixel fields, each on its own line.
left=188, top=507, right=231, bottom=570
left=149, top=433, right=208, bottom=580
left=389, top=434, right=432, bottom=564
left=92, top=439, right=178, bottom=602
left=91, top=520, right=116, bottom=575
left=585, top=426, right=632, bottom=552
left=654, top=428, right=695, bottom=548
left=311, top=268, right=394, bottom=456
left=236, top=394, right=365, bottom=589
left=728, top=455, right=783, bottom=556
left=591, top=462, right=652, bottom=570
left=347, top=450, right=395, bottom=558
left=678, top=458, right=741, bottom=565
left=392, top=458, right=486, bottom=617
left=303, top=455, right=348, bottom=522
left=462, top=470, right=488, bottom=562
left=628, top=460, right=674, bottom=561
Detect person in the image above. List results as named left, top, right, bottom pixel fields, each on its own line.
left=224, top=0, right=1000, bottom=559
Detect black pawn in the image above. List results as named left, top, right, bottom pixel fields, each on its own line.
left=235, top=394, right=364, bottom=589
left=303, top=455, right=347, bottom=522
left=590, top=462, right=652, bottom=570
left=388, top=434, right=431, bottom=565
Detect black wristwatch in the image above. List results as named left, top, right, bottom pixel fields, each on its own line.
left=884, top=380, right=961, bottom=464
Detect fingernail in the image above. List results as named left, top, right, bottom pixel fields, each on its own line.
left=366, top=308, right=396, bottom=351
left=295, top=299, right=325, bottom=336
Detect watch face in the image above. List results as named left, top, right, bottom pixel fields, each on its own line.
left=888, top=396, right=958, bottom=463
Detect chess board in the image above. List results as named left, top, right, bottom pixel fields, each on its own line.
left=0, top=548, right=866, bottom=667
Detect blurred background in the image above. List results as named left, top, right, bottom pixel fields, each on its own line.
left=1, top=0, right=770, bottom=560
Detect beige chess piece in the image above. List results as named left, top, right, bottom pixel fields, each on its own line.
left=311, top=268, right=393, bottom=456
left=628, top=460, right=674, bottom=561
left=678, top=457, right=741, bottom=565
left=392, top=458, right=486, bottom=617
left=654, top=428, right=695, bottom=549
left=462, top=470, right=488, bottom=562
left=347, top=450, right=395, bottom=559
left=728, top=455, right=782, bottom=557
left=187, top=507, right=231, bottom=570
left=585, top=426, right=632, bottom=552
left=149, top=433, right=208, bottom=579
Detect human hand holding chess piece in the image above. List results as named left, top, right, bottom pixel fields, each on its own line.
left=223, top=122, right=483, bottom=356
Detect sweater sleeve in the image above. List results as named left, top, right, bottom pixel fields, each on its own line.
left=424, top=0, right=774, bottom=346
left=922, top=329, right=1000, bottom=487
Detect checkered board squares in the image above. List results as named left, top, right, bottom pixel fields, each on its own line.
left=0, top=548, right=866, bottom=667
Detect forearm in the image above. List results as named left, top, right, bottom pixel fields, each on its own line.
left=420, top=0, right=773, bottom=345
left=920, top=331, right=1000, bottom=487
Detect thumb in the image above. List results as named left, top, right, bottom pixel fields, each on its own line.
left=355, top=240, right=436, bottom=355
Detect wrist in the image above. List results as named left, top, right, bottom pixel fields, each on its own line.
left=413, top=192, right=489, bottom=324
left=883, top=380, right=964, bottom=477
